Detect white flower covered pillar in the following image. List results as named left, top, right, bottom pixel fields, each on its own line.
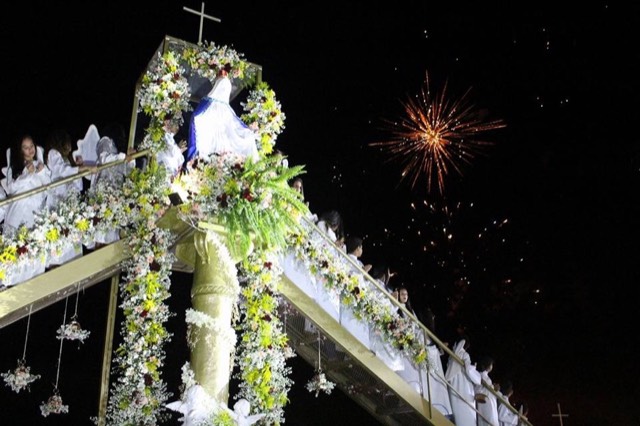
left=174, top=220, right=250, bottom=405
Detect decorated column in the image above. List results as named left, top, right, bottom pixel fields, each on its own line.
left=190, top=228, right=239, bottom=403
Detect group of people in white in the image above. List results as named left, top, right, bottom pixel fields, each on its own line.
left=284, top=179, right=528, bottom=426
left=0, top=119, right=186, bottom=287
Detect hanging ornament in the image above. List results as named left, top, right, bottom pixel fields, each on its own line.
left=56, top=287, right=90, bottom=344
left=40, top=387, right=69, bottom=417
left=40, top=298, right=70, bottom=417
left=2, top=305, right=41, bottom=393
left=305, top=331, right=336, bottom=397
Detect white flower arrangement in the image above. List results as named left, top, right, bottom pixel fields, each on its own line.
left=56, top=318, right=91, bottom=343
left=40, top=390, right=69, bottom=417
left=33, top=189, right=86, bottom=257
left=1, top=359, right=40, bottom=393
left=306, top=370, right=336, bottom=397
left=185, top=308, right=237, bottom=350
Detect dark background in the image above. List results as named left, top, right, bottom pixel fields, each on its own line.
left=1, top=1, right=639, bottom=424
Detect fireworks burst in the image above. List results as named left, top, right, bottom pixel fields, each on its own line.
left=370, top=72, right=506, bottom=194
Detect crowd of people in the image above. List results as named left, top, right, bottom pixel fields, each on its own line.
left=0, top=119, right=186, bottom=287
left=290, top=176, right=529, bottom=426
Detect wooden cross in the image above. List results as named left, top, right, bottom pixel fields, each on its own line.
left=552, top=402, right=569, bottom=426
left=183, top=2, right=221, bottom=44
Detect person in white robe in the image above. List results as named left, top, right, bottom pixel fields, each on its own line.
left=186, top=64, right=258, bottom=163
left=445, top=337, right=482, bottom=426
left=90, top=124, right=136, bottom=246
left=497, top=381, right=521, bottom=426
left=339, top=236, right=374, bottom=349
left=2, top=136, right=51, bottom=235
left=366, top=266, right=404, bottom=371
left=1, top=135, right=51, bottom=284
left=393, top=287, right=453, bottom=416
left=45, top=128, right=96, bottom=266
left=0, top=185, right=6, bottom=226
left=156, top=120, right=186, bottom=181
left=475, top=355, right=499, bottom=426
left=313, top=210, right=344, bottom=321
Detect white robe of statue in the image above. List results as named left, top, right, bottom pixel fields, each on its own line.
left=445, top=339, right=482, bottom=426
left=189, top=76, right=258, bottom=161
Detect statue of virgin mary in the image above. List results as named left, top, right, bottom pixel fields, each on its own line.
left=186, top=64, right=258, bottom=163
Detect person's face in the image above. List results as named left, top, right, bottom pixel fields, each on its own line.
left=399, top=289, right=409, bottom=303
left=21, top=137, right=36, bottom=161
left=61, top=141, right=72, bottom=156
left=292, top=180, right=303, bottom=193
left=354, top=245, right=363, bottom=257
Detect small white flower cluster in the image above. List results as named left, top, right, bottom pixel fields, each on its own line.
left=1, top=359, right=40, bottom=393
left=305, top=371, right=336, bottom=398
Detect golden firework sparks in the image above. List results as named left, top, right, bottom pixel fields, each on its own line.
left=370, top=72, right=506, bottom=194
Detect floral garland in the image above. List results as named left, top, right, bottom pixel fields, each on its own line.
left=234, top=249, right=295, bottom=425
left=137, top=50, right=191, bottom=153
left=183, top=41, right=255, bottom=82
left=290, top=222, right=429, bottom=369
left=240, top=82, right=286, bottom=156
left=103, top=162, right=175, bottom=426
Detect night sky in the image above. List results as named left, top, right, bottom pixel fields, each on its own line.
left=2, top=2, right=639, bottom=425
